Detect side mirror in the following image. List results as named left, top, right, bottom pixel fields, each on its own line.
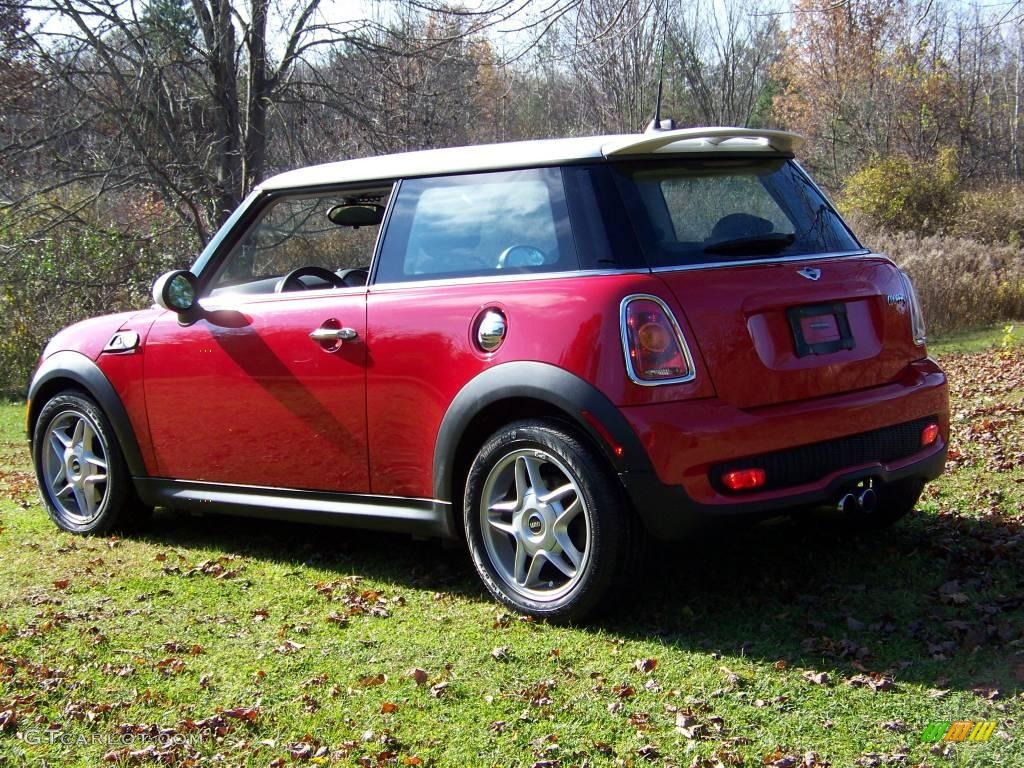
left=153, top=270, right=198, bottom=313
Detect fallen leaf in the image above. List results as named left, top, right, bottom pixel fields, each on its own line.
left=675, top=712, right=706, bottom=739
left=802, top=670, right=830, bottom=686
left=633, top=658, right=657, bottom=674
left=637, top=744, right=659, bottom=760
left=491, top=646, right=511, bottom=662
left=408, top=668, right=428, bottom=686
left=720, top=666, right=743, bottom=685
left=429, top=681, right=449, bottom=698
left=222, top=706, right=259, bottom=722
left=381, top=702, right=398, bottom=714
left=847, top=673, right=896, bottom=692
left=357, top=674, right=386, bottom=688
left=53, top=579, right=70, bottom=590
left=273, top=639, right=305, bottom=654
left=972, top=685, right=1000, bottom=700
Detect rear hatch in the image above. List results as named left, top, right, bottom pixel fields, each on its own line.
left=656, top=257, right=920, bottom=408
left=607, top=155, right=924, bottom=408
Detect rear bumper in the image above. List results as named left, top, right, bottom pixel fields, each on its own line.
left=617, top=358, right=949, bottom=539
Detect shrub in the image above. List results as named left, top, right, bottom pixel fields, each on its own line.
left=954, top=184, right=1024, bottom=246
left=0, top=198, right=193, bottom=399
left=840, top=148, right=961, bottom=235
left=860, top=229, right=1024, bottom=334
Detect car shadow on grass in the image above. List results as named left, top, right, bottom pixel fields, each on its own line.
left=137, top=504, right=1023, bottom=694
left=610, top=508, right=1024, bottom=695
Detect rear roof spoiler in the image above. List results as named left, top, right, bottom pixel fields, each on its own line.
left=602, top=127, right=804, bottom=157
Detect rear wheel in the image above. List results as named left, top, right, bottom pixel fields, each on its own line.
left=463, top=419, right=634, bottom=622
left=32, top=391, right=150, bottom=534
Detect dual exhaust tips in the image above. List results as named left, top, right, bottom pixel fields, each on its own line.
left=838, top=487, right=877, bottom=515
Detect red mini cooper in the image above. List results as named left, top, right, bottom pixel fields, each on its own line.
left=28, top=128, right=949, bottom=620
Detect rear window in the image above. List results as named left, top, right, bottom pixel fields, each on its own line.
left=609, top=158, right=861, bottom=268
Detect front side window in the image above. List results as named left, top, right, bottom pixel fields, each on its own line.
left=610, top=159, right=861, bottom=268
left=209, top=187, right=391, bottom=295
left=375, top=168, right=577, bottom=283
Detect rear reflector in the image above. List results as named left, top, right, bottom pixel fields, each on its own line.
left=921, top=423, right=939, bottom=446
left=721, top=468, right=767, bottom=492
left=580, top=410, right=625, bottom=458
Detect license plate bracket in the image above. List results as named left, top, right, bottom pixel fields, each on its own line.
left=787, top=302, right=855, bottom=357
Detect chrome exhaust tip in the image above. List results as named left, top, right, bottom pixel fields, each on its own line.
left=858, top=487, right=878, bottom=514
left=837, top=493, right=858, bottom=515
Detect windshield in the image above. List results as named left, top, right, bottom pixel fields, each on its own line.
left=609, top=158, right=862, bottom=268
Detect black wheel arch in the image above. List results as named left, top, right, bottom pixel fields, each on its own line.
left=27, top=351, right=147, bottom=478
left=432, top=361, right=653, bottom=505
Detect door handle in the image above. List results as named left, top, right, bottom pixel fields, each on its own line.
left=309, top=327, right=358, bottom=343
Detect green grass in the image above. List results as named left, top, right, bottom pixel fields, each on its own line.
left=2, top=344, right=1023, bottom=766
left=928, top=323, right=1023, bottom=356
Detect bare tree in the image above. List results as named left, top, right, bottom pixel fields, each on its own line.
left=667, top=0, right=784, bottom=127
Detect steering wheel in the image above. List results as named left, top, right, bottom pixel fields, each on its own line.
left=275, top=266, right=347, bottom=293
left=335, top=267, right=369, bottom=287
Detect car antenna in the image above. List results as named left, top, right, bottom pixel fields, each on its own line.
left=645, top=17, right=675, bottom=133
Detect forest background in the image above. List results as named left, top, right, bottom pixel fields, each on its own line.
left=1, top=0, right=1023, bottom=396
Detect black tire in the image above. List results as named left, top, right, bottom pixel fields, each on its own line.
left=856, top=478, right=924, bottom=530
left=32, top=390, right=151, bottom=535
left=463, top=418, right=636, bottom=622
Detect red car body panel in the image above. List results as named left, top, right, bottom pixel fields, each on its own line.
left=655, top=256, right=925, bottom=409
left=364, top=273, right=715, bottom=498
left=140, top=290, right=370, bottom=491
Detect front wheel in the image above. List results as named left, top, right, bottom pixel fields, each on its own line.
left=32, top=391, right=149, bottom=534
left=463, top=419, right=635, bottom=622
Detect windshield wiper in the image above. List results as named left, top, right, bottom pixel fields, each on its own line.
left=703, top=233, right=796, bottom=255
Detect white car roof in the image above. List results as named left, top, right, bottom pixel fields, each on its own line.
left=259, top=127, right=804, bottom=191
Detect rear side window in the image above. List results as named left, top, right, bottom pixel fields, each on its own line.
left=610, top=158, right=861, bottom=268
left=375, top=168, right=577, bottom=283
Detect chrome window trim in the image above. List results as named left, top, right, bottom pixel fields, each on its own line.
left=619, top=293, right=697, bottom=387
left=649, top=249, right=872, bottom=273
left=367, top=267, right=651, bottom=293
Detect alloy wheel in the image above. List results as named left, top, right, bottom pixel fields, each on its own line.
left=478, top=448, right=591, bottom=601
left=40, top=410, right=110, bottom=525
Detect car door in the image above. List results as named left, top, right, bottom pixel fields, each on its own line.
left=143, top=189, right=388, bottom=493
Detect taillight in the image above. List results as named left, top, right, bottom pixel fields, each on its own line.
left=899, top=271, right=927, bottom=346
left=620, top=295, right=695, bottom=385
